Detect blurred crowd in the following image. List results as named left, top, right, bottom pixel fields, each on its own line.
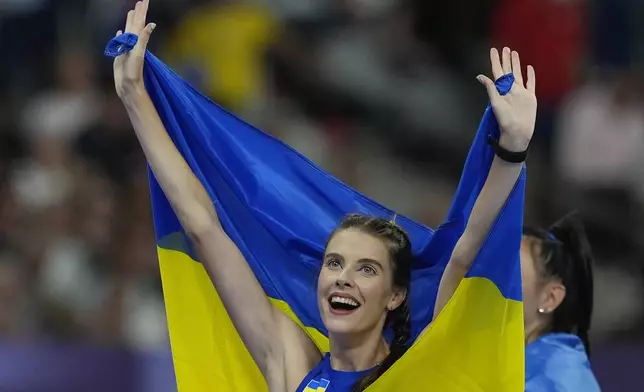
left=0, top=0, right=643, bottom=352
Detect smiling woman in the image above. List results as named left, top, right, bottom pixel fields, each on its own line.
left=313, top=214, right=412, bottom=390
left=111, top=1, right=537, bottom=391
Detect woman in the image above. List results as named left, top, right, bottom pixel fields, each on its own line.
left=522, top=214, right=601, bottom=391
left=114, top=1, right=537, bottom=390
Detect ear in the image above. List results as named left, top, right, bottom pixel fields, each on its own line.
left=387, top=287, right=407, bottom=311
left=538, top=281, right=566, bottom=314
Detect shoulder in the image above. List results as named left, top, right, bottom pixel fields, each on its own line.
left=526, top=334, right=600, bottom=392
left=295, top=354, right=331, bottom=392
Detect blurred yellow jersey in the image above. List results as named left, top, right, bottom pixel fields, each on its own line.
left=164, top=4, right=280, bottom=110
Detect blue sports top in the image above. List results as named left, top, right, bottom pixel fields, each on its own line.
left=525, top=333, right=601, bottom=392
left=297, top=353, right=375, bottom=392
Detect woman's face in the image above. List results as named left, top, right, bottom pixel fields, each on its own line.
left=317, top=229, right=404, bottom=336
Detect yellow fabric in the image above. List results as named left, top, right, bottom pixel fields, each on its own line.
left=367, top=277, right=524, bottom=391
left=159, top=246, right=523, bottom=392
left=159, top=246, right=318, bottom=392
left=158, top=247, right=263, bottom=391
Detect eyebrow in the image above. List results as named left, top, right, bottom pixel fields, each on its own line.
left=358, top=258, right=385, bottom=271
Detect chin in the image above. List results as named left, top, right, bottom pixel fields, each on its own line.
left=324, top=316, right=361, bottom=335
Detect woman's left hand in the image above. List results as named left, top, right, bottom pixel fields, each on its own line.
left=478, top=47, right=537, bottom=152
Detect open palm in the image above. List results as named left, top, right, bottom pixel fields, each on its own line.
left=478, top=47, right=537, bottom=151
left=113, top=0, right=156, bottom=99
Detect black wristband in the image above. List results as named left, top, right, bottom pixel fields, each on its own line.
left=487, top=135, right=529, bottom=163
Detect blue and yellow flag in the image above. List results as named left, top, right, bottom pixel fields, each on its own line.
left=105, top=35, right=525, bottom=391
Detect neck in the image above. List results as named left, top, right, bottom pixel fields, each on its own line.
left=328, top=327, right=389, bottom=371
left=525, top=321, right=547, bottom=345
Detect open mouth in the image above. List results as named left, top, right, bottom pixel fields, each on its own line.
left=328, top=294, right=361, bottom=314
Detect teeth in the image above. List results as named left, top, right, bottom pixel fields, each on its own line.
left=330, top=296, right=359, bottom=307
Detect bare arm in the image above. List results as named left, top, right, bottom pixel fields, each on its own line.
left=433, top=47, right=537, bottom=320
left=433, top=156, right=523, bottom=319
left=113, top=1, right=320, bottom=387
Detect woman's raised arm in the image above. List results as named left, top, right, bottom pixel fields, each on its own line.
left=113, top=1, right=320, bottom=389
left=432, top=47, right=537, bottom=320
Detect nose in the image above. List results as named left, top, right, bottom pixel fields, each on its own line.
left=334, top=277, right=355, bottom=288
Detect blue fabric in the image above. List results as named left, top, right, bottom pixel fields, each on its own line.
left=526, top=333, right=601, bottom=392
left=103, top=33, right=524, bottom=346
left=296, top=354, right=372, bottom=392
left=104, top=32, right=138, bottom=57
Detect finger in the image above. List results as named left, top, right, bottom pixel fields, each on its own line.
left=138, top=0, right=151, bottom=29
left=502, top=47, right=512, bottom=75
left=133, top=1, right=146, bottom=32
left=116, top=30, right=122, bottom=37
left=134, top=23, right=156, bottom=56
left=511, top=51, right=523, bottom=87
left=526, top=65, right=536, bottom=92
left=477, top=74, right=500, bottom=102
left=125, top=9, right=135, bottom=33
left=490, top=48, right=503, bottom=80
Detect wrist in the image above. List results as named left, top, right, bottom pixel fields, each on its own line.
left=488, top=134, right=530, bottom=164
left=119, top=84, right=148, bottom=108
left=499, top=132, right=530, bottom=152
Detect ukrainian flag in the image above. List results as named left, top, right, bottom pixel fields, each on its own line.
left=105, top=35, right=524, bottom=391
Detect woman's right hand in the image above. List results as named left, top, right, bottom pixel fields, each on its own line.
left=113, top=0, right=156, bottom=100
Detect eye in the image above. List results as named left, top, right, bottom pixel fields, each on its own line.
left=360, top=264, right=377, bottom=276
left=325, top=258, right=342, bottom=269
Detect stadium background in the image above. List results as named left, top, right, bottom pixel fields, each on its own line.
left=0, top=0, right=642, bottom=390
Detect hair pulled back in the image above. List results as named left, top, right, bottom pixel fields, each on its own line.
left=523, top=212, right=595, bottom=354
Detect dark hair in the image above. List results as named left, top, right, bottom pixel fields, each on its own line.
left=326, top=213, right=412, bottom=392
left=523, top=212, right=594, bottom=354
